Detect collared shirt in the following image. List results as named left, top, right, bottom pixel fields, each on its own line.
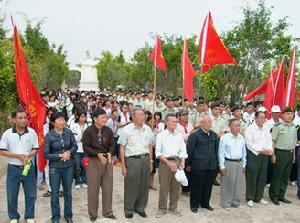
left=176, top=122, right=193, bottom=143
left=0, top=126, right=38, bottom=166
left=218, top=132, right=247, bottom=169
left=187, top=128, right=219, bottom=171
left=210, top=115, right=228, bottom=134
left=156, top=129, right=187, bottom=159
left=245, top=122, right=272, bottom=156
left=162, top=108, right=177, bottom=120
left=82, top=125, right=115, bottom=156
left=272, top=122, right=297, bottom=150
left=117, top=112, right=131, bottom=136
left=117, top=123, right=154, bottom=157
left=265, top=118, right=282, bottom=131
left=70, top=122, right=88, bottom=153
left=44, top=128, right=78, bottom=168
left=243, top=112, right=255, bottom=125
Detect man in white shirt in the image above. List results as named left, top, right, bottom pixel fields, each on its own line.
left=155, top=113, right=187, bottom=218
left=243, top=102, right=255, bottom=125
left=0, top=110, right=39, bottom=223
left=245, top=111, right=273, bottom=207
left=118, top=108, right=154, bottom=219
left=218, top=118, right=247, bottom=209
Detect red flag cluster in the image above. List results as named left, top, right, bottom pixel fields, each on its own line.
left=150, top=12, right=237, bottom=100
left=243, top=48, right=297, bottom=112
left=13, top=25, right=47, bottom=171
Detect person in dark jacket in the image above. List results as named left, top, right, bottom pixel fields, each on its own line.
left=44, top=112, right=78, bottom=223
left=186, top=114, right=218, bottom=213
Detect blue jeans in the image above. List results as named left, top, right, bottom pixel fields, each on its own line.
left=74, top=153, right=87, bottom=185
left=7, top=164, right=37, bottom=220
left=49, top=166, right=73, bottom=220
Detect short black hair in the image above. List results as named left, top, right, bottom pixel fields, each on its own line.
left=228, top=118, right=239, bottom=126
left=91, top=108, right=107, bottom=120
left=165, top=113, right=177, bottom=121
left=255, top=111, right=266, bottom=118
left=50, top=111, right=66, bottom=123
left=12, top=110, right=26, bottom=119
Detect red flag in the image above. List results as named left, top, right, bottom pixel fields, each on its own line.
left=182, top=39, right=196, bottom=100
left=13, top=25, right=47, bottom=171
left=199, top=12, right=236, bottom=74
left=284, top=48, right=296, bottom=107
left=243, top=78, right=269, bottom=101
left=150, top=36, right=167, bottom=71
left=263, top=59, right=285, bottom=116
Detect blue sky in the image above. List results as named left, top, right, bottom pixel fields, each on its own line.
left=3, top=0, right=300, bottom=66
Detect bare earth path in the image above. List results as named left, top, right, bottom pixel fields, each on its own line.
left=0, top=167, right=299, bottom=223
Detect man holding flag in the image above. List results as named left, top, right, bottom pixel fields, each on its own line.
left=0, top=22, right=46, bottom=223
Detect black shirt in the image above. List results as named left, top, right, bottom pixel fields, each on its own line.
left=187, top=128, right=219, bottom=171
left=82, top=124, right=115, bottom=157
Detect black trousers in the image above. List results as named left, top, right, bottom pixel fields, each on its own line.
left=190, top=169, right=216, bottom=209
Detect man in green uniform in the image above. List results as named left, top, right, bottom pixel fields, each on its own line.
left=162, top=98, right=177, bottom=120
left=269, top=107, right=297, bottom=205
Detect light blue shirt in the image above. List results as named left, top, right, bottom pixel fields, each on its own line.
left=218, top=132, right=247, bottom=169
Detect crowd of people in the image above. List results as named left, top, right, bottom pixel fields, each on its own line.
left=0, top=88, right=300, bottom=223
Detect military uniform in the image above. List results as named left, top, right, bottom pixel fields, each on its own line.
left=187, top=108, right=197, bottom=127
left=269, top=122, right=297, bottom=203
left=162, top=108, right=177, bottom=121
left=210, top=115, right=228, bottom=134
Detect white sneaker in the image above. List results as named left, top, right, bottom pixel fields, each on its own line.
left=259, top=199, right=268, bottom=205
left=266, top=184, right=270, bottom=188
left=82, top=183, right=88, bottom=188
left=27, top=219, right=35, bottom=223
left=75, top=184, right=81, bottom=189
left=247, top=200, right=254, bottom=207
left=9, top=220, right=18, bottom=223
left=290, top=181, right=296, bottom=186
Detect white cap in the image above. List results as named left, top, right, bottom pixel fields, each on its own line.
left=175, top=169, right=188, bottom=186
left=271, top=105, right=281, bottom=113
left=258, top=106, right=267, bottom=112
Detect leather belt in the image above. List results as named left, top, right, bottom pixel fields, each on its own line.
left=129, top=153, right=149, bottom=159
left=225, top=158, right=242, bottom=162
left=166, top=156, right=179, bottom=161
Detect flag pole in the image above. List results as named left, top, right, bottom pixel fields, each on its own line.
left=152, top=36, right=158, bottom=130
left=194, top=64, right=202, bottom=127
left=182, top=39, right=186, bottom=101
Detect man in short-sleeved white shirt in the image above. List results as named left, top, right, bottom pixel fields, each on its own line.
left=0, top=110, right=39, bottom=223
left=118, top=108, right=154, bottom=219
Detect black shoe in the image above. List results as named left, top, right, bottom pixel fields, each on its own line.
left=181, top=191, right=190, bottom=197
left=90, top=217, right=97, bottom=222
left=105, top=214, right=117, bottom=220
left=271, top=199, right=280, bottom=205
left=203, top=206, right=214, bottom=211
left=125, top=213, right=133, bottom=219
left=213, top=180, right=220, bottom=186
left=279, top=198, right=292, bottom=204
left=52, top=220, right=59, bottom=223
left=136, top=211, right=147, bottom=218
left=65, top=218, right=73, bottom=223
left=191, top=208, right=198, bottom=213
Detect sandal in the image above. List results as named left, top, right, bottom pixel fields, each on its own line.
left=43, top=191, right=51, bottom=197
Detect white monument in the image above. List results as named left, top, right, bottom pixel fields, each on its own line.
left=78, top=54, right=99, bottom=91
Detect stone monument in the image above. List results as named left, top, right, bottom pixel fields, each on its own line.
left=78, top=52, right=99, bottom=91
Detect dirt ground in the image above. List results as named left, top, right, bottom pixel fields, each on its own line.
left=0, top=166, right=299, bottom=223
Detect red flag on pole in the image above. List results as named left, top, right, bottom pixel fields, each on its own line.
left=243, top=78, right=269, bottom=101
left=199, top=12, right=236, bottom=74
left=182, top=39, right=196, bottom=100
left=150, top=36, right=167, bottom=71
left=13, top=25, right=47, bottom=171
left=263, top=59, right=285, bottom=116
left=284, top=48, right=296, bottom=107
